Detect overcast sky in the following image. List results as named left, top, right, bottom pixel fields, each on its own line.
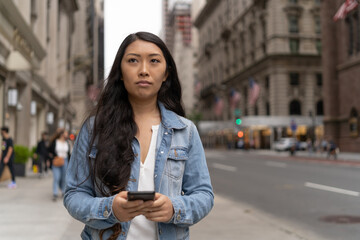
left=104, top=0, right=163, bottom=79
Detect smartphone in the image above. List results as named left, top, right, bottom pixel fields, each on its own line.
left=127, top=191, right=155, bottom=201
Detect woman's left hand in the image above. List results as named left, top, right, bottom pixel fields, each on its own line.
left=143, top=193, right=174, bottom=222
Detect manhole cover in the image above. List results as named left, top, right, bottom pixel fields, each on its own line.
left=319, top=215, right=360, bottom=224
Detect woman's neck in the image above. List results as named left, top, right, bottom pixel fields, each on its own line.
left=130, top=98, right=160, bottom=124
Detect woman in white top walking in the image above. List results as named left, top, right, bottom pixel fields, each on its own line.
left=49, top=129, right=70, bottom=201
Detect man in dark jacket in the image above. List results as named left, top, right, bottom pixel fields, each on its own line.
left=0, top=126, right=16, bottom=189
left=36, top=132, right=49, bottom=176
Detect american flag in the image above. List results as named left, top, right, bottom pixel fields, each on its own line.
left=214, top=96, right=224, bottom=117
left=249, top=77, right=260, bottom=106
left=229, top=89, right=241, bottom=109
left=334, top=0, right=359, bottom=21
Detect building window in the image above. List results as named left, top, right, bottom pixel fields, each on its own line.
left=266, top=102, right=270, bottom=115
left=288, top=16, right=299, bottom=33
left=316, top=100, right=323, bottom=115
left=255, top=105, right=259, bottom=116
left=347, top=16, right=354, bottom=55
left=316, top=73, right=322, bottom=86
left=315, top=16, right=321, bottom=34
left=289, top=73, right=299, bottom=86
left=290, top=38, right=300, bottom=53
left=316, top=39, right=322, bottom=54
left=289, top=0, right=298, bottom=3
left=289, top=100, right=302, bottom=115
left=265, top=76, right=270, bottom=89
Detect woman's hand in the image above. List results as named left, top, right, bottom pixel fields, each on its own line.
left=112, top=191, right=153, bottom=222
left=143, top=193, right=174, bottom=222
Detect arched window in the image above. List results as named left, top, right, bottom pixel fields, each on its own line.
left=289, top=100, right=301, bottom=115
left=316, top=100, right=323, bottom=115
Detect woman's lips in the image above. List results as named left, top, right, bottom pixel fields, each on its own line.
left=136, top=80, right=151, bottom=87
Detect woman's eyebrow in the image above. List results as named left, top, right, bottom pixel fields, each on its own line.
left=125, top=53, right=162, bottom=57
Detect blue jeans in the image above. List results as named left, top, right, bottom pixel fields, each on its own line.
left=52, top=159, right=67, bottom=196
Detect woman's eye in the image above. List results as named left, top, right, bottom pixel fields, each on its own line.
left=128, top=58, right=137, bottom=63
left=151, top=59, right=160, bottom=63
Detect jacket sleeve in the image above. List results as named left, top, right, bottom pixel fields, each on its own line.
left=169, top=122, right=214, bottom=227
left=63, top=120, right=121, bottom=230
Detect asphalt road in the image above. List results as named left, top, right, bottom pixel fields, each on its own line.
left=206, top=149, right=360, bottom=240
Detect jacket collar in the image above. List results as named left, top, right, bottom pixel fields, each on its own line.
left=158, top=102, right=186, bottom=130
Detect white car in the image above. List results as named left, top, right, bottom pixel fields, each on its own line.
left=274, top=138, right=296, bottom=151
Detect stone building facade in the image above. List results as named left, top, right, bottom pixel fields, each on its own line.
left=194, top=0, right=323, bottom=149
left=0, top=0, right=103, bottom=149
left=322, top=0, right=360, bottom=152
left=164, top=0, right=196, bottom=113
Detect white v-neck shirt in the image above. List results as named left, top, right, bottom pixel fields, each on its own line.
left=127, top=125, right=159, bottom=240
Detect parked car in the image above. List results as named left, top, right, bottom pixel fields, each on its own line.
left=297, top=141, right=308, bottom=151
left=274, top=138, right=297, bottom=151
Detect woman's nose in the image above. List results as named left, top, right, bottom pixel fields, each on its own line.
left=139, top=62, right=149, bottom=77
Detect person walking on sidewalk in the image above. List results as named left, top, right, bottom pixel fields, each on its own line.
left=64, top=32, right=214, bottom=240
left=36, top=131, right=50, bottom=177
left=0, top=126, right=16, bottom=189
left=48, top=129, right=70, bottom=201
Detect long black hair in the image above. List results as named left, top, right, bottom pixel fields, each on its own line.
left=87, top=32, right=184, bottom=239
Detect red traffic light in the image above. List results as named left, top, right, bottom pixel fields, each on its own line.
left=237, top=131, right=244, bottom=138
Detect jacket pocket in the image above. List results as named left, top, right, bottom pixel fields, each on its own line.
left=165, top=148, right=188, bottom=180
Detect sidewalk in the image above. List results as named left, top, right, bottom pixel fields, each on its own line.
left=0, top=172, right=326, bottom=240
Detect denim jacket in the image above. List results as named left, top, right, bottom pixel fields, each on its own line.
left=64, top=102, right=214, bottom=240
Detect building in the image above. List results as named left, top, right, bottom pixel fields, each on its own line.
left=71, top=0, right=104, bottom=131
left=163, top=0, right=196, bottom=114
left=194, top=0, right=323, bottom=149
left=321, top=0, right=360, bottom=152
left=0, top=0, right=103, bottom=150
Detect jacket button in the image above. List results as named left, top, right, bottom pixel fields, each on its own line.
left=103, top=210, right=109, bottom=217
left=176, top=214, right=181, bottom=221
left=164, top=132, right=168, bottom=135
left=160, top=151, right=164, bottom=154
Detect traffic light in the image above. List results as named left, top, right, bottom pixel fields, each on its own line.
left=234, top=108, right=242, bottom=125
left=236, top=118, right=242, bottom=125
left=237, top=131, right=244, bottom=138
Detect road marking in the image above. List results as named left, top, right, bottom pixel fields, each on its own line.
left=212, top=163, right=237, bottom=172
left=305, top=182, right=359, bottom=197
left=266, top=161, right=287, bottom=168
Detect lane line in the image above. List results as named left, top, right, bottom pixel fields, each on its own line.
left=305, top=182, right=359, bottom=197
left=212, top=163, right=237, bottom=172
left=266, top=161, right=287, bottom=168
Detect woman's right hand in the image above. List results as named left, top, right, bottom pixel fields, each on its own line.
left=112, top=191, right=153, bottom=222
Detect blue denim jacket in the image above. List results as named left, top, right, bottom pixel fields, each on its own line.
left=64, top=103, right=214, bottom=240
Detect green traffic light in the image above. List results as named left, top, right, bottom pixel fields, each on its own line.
left=236, top=119, right=242, bottom=125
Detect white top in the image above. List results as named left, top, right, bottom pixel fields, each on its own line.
left=55, top=140, right=69, bottom=159
left=127, top=125, right=159, bottom=240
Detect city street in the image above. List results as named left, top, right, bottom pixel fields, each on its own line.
left=206, top=149, right=360, bottom=240
left=1, top=149, right=360, bottom=239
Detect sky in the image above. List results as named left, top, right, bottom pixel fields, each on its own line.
left=104, top=0, right=163, bottom=79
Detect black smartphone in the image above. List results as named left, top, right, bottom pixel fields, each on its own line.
left=127, top=191, right=155, bottom=201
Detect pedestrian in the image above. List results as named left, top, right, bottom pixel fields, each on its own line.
left=36, top=131, right=49, bottom=177
left=0, top=126, right=16, bottom=189
left=327, top=140, right=337, bottom=160
left=64, top=32, right=214, bottom=240
left=48, top=129, right=70, bottom=201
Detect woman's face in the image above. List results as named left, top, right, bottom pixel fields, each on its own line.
left=121, top=40, right=168, bottom=102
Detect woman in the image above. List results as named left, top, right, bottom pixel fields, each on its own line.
left=64, top=32, right=214, bottom=240
left=49, top=129, right=70, bottom=201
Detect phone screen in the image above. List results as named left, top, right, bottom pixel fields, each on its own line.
left=127, top=191, right=155, bottom=201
